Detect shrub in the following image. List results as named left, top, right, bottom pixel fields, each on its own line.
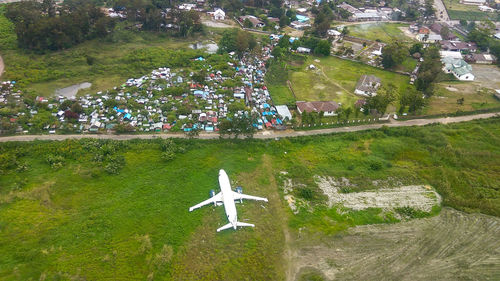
left=46, top=154, right=64, bottom=169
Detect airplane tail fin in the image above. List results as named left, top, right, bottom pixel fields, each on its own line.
left=216, top=223, right=233, bottom=232
left=236, top=222, right=255, bottom=228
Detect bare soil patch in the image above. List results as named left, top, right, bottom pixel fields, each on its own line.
left=291, top=208, right=500, bottom=280
left=315, top=176, right=441, bottom=212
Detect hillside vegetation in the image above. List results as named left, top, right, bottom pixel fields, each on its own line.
left=0, top=118, right=499, bottom=279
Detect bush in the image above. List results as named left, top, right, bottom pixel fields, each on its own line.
left=46, top=154, right=64, bottom=169
left=161, top=151, right=175, bottom=162
left=104, top=155, right=125, bottom=174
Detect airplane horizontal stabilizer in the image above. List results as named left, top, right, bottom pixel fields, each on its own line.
left=216, top=223, right=234, bottom=232
left=236, top=222, right=255, bottom=228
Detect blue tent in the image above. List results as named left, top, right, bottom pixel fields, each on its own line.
left=123, top=113, right=131, bottom=120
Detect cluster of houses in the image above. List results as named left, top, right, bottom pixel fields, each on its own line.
left=407, top=22, right=498, bottom=81
left=1, top=48, right=296, bottom=135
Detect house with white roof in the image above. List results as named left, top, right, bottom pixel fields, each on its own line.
left=461, top=0, right=486, bottom=5
left=211, top=8, right=225, bottom=20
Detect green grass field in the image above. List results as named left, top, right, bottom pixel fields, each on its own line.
left=425, top=82, right=500, bottom=115
left=348, top=23, right=413, bottom=43
left=1, top=118, right=500, bottom=279
left=287, top=56, right=411, bottom=106
left=444, top=0, right=499, bottom=21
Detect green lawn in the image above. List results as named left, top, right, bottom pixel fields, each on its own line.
left=425, top=82, right=500, bottom=115
left=287, top=56, right=411, bottom=106
left=444, top=0, right=500, bottom=21
left=348, top=23, right=413, bottom=43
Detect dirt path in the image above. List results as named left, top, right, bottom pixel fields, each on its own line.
left=290, top=207, right=500, bottom=280
left=0, top=55, right=4, bottom=78
left=0, top=112, right=498, bottom=142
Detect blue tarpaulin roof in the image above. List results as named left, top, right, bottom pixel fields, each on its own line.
left=123, top=113, right=132, bottom=119
left=296, top=15, right=309, bottom=23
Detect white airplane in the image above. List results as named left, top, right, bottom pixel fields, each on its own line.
left=189, top=169, right=268, bottom=232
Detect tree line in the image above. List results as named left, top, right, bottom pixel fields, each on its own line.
left=4, top=0, right=204, bottom=51
left=6, top=0, right=115, bottom=51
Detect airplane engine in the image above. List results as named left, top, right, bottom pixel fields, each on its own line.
left=235, top=186, right=243, bottom=203
left=209, top=189, right=217, bottom=206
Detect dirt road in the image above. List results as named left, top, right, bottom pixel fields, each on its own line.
left=434, top=0, right=451, bottom=22
left=0, top=112, right=498, bottom=142
left=0, top=55, right=4, bottom=78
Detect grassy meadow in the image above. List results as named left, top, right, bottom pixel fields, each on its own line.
left=444, top=0, right=500, bottom=21
left=1, top=118, right=500, bottom=279
left=286, top=56, right=411, bottom=106
left=425, top=82, right=500, bottom=115
left=347, top=23, right=413, bottom=43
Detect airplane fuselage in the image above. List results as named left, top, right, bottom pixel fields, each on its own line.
left=219, top=169, right=238, bottom=229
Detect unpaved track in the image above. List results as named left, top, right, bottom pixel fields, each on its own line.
left=0, top=55, right=4, bottom=78
left=290, top=208, right=500, bottom=281
left=0, top=113, right=498, bottom=142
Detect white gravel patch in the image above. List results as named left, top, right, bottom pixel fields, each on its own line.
left=315, top=176, right=441, bottom=212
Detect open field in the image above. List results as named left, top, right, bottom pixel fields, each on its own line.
left=1, top=118, right=500, bottom=279
left=291, top=207, right=500, bottom=281
left=286, top=56, right=411, bottom=106
left=0, top=7, right=224, bottom=96
left=348, top=23, right=414, bottom=43
left=444, top=0, right=499, bottom=21
left=426, top=65, right=500, bottom=115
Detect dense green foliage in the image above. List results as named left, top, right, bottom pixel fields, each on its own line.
left=218, top=29, right=257, bottom=56
left=0, top=6, right=16, bottom=50
left=1, top=118, right=499, bottom=277
left=381, top=41, right=408, bottom=69
left=5, top=0, right=114, bottom=51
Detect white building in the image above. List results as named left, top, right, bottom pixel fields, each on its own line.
left=327, top=29, right=342, bottom=39
left=296, top=47, right=311, bottom=53
left=478, top=5, right=494, bottom=12
left=461, top=0, right=486, bottom=5
left=212, top=9, right=225, bottom=20
left=442, top=57, right=475, bottom=81
left=439, top=51, right=463, bottom=59
left=275, top=105, right=292, bottom=120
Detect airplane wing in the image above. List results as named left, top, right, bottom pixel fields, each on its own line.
left=232, top=192, right=268, bottom=202
left=189, top=192, right=222, bottom=212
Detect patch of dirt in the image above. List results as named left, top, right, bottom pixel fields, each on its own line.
left=291, top=208, right=500, bottom=280
left=201, top=20, right=234, bottom=28
left=472, top=64, right=500, bottom=89
left=445, top=86, right=458, bottom=92
left=398, top=26, right=416, bottom=40
left=315, top=176, right=441, bottom=212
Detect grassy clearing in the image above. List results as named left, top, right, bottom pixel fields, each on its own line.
left=1, top=31, right=214, bottom=95
left=0, top=118, right=499, bottom=278
left=348, top=23, right=413, bottom=43
left=425, top=82, right=500, bottom=115
left=286, top=56, right=411, bottom=106
left=444, top=0, right=500, bottom=21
